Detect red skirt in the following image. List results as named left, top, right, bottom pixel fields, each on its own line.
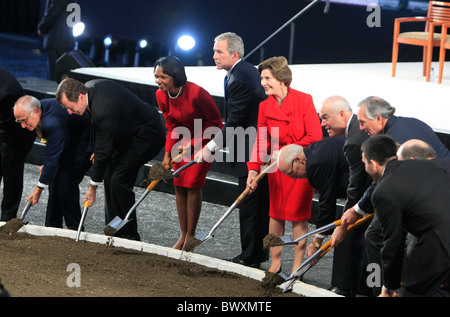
left=172, top=154, right=211, bottom=189
left=267, top=169, right=314, bottom=222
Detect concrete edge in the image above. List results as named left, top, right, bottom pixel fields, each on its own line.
left=1, top=222, right=340, bottom=297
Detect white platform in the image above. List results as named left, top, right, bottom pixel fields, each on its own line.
left=72, top=61, right=450, bottom=135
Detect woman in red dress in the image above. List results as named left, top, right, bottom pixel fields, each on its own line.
left=154, top=56, right=223, bottom=250
left=247, top=56, right=322, bottom=274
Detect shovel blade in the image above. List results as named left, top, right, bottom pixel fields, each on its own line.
left=280, top=236, right=294, bottom=244
left=194, top=231, right=210, bottom=242
left=107, top=216, right=123, bottom=229
left=103, top=216, right=132, bottom=236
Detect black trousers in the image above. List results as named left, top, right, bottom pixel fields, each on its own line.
left=0, top=138, right=34, bottom=221
left=45, top=157, right=92, bottom=230
left=331, top=220, right=371, bottom=295
left=236, top=175, right=270, bottom=264
left=103, top=137, right=164, bottom=240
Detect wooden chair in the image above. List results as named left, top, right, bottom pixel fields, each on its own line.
left=392, top=1, right=450, bottom=81
left=438, top=22, right=450, bottom=83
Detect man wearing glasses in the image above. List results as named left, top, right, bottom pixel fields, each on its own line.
left=13, top=95, right=93, bottom=229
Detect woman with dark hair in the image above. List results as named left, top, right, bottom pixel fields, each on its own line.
left=246, top=56, right=322, bottom=275
left=154, top=56, right=223, bottom=250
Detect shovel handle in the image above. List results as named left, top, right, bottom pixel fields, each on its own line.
left=170, top=150, right=186, bottom=165
left=145, top=179, right=160, bottom=191
left=84, top=200, right=91, bottom=208
left=236, top=160, right=278, bottom=205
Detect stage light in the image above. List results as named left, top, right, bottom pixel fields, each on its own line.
left=138, top=39, right=148, bottom=49
left=134, top=39, right=165, bottom=67
left=103, top=36, right=112, bottom=48
left=177, top=35, right=195, bottom=51
left=72, top=22, right=85, bottom=37
left=102, top=34, right=135, bottom=66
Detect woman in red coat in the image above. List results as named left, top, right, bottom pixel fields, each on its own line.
left=247, top=56, right=322, bottom=274
left=155, top=56, right=223, bottom=250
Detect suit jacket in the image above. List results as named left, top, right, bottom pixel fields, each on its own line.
left=358, top=115, right=450, bottom=213
left=384, top=116, right=450, bottom=159
left=38, top=0, right=75, bottom=49
left=343, top=114, right=372, bottom=211
left=372, top=159, right=450, bottom=294
left=86, top=79, right=165, bottom=182
left=39, top=98, right=94, bottom=185
left=214, top=60, right=267, bottom=177
left=304, top=135, right=349, bottom=229
left=0, top=67, right=35, bottom=148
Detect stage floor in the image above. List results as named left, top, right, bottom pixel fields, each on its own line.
left=71, top=61, right=450, bottom=134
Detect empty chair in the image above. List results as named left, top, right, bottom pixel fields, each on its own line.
left=438, top=22, right=450, bottom=83
left=392, top=1, right=450, bottom=81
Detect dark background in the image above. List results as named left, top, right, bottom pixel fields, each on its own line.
left=0, top=0, right=434, bottom=68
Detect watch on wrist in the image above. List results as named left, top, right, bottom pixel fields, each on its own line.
left=313, top=241, right=321, bottom=248
left=89, top=184, right=98, bottom=191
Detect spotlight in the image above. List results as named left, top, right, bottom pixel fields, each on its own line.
left=72, top=22, right=85, bottom=38
left=138, top=39, right=148, bottom=49
left=102, top=34, right=135, bottom=66
left=134, top=39, right=164, bottom=67
left=103, top=36, right=112, bottom=48
left=177, top=35, right=195, bottom=51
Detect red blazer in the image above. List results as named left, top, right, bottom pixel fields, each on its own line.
left=248, top=87, right=322, bottom=171
left=156, top=81, right=223, bottom=153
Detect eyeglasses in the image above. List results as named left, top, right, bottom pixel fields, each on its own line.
left=15, top=111, right=33, bottom=124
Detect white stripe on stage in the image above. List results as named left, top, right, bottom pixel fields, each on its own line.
left=71, top=61, right=450, bottom=135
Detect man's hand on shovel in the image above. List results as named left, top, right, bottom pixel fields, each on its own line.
left=331, top=206, right=362, bottom=247
left=26, top=186, right=43, bottom=206
left=84, top=184, right=97, bottom=206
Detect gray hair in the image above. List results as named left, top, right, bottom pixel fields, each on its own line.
left=14, top=95, right=41, bottom=113
left=322, top=95, right=352, bottom=113
left=357, top=96, right=395, bottom=120
left=214, top=32, right=244, bottom=59
left=278, top=144, right=303, bottom=168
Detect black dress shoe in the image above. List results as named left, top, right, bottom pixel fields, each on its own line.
left=328, top=286, right=355, bottom=297
left=225, top=255, right=261, bottom=269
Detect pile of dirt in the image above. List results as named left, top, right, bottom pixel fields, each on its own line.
left=0, top=231, right=300, bottom=297
left=0, top=218, right=25, bottom=237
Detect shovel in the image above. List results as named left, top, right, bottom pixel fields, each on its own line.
left=76, top=201, right=91, bottom=242
left=266, top=219, right=343, bottom=248
left=282, top=213, right=374, bottom=292
left=149, top=158, right=196, bottom=181
left=147, top=150, right=195, bottom=181
left=103, top=151, right=188, bottom=236
left=20, top=201, right=32, bottom=221
left=184, top=160, right=278, bottom=252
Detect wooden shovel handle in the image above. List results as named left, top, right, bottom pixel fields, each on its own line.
left=234, top=160, right=278, bottom=205
left=170, top=150, right=186, bottom=165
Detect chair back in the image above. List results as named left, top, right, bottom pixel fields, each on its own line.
left=429, top=1, right=450, bottom=23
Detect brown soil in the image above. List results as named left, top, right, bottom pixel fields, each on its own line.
left=0, top=230, right=300, bottom=298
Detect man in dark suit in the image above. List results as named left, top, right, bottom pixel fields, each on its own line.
left=319, top=95, right=373, bottom=296
left=332, top=96, right=450, bottom=294
left=278, top=136, right=360, bottom=289
left=56, top=78, right=165, bottom=240
left=13, top=96, right=93, bottom=229
left=0, top=67, right=35, bottom=222
left=195, top=32, right=269, bottom=268
left=361, top=134, right=450, bottom=297
left=38, top=0, right=75, bottom=81
left=334, top=96, right=450, bottom=235
left=278, top=136, right=348, bottom=237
